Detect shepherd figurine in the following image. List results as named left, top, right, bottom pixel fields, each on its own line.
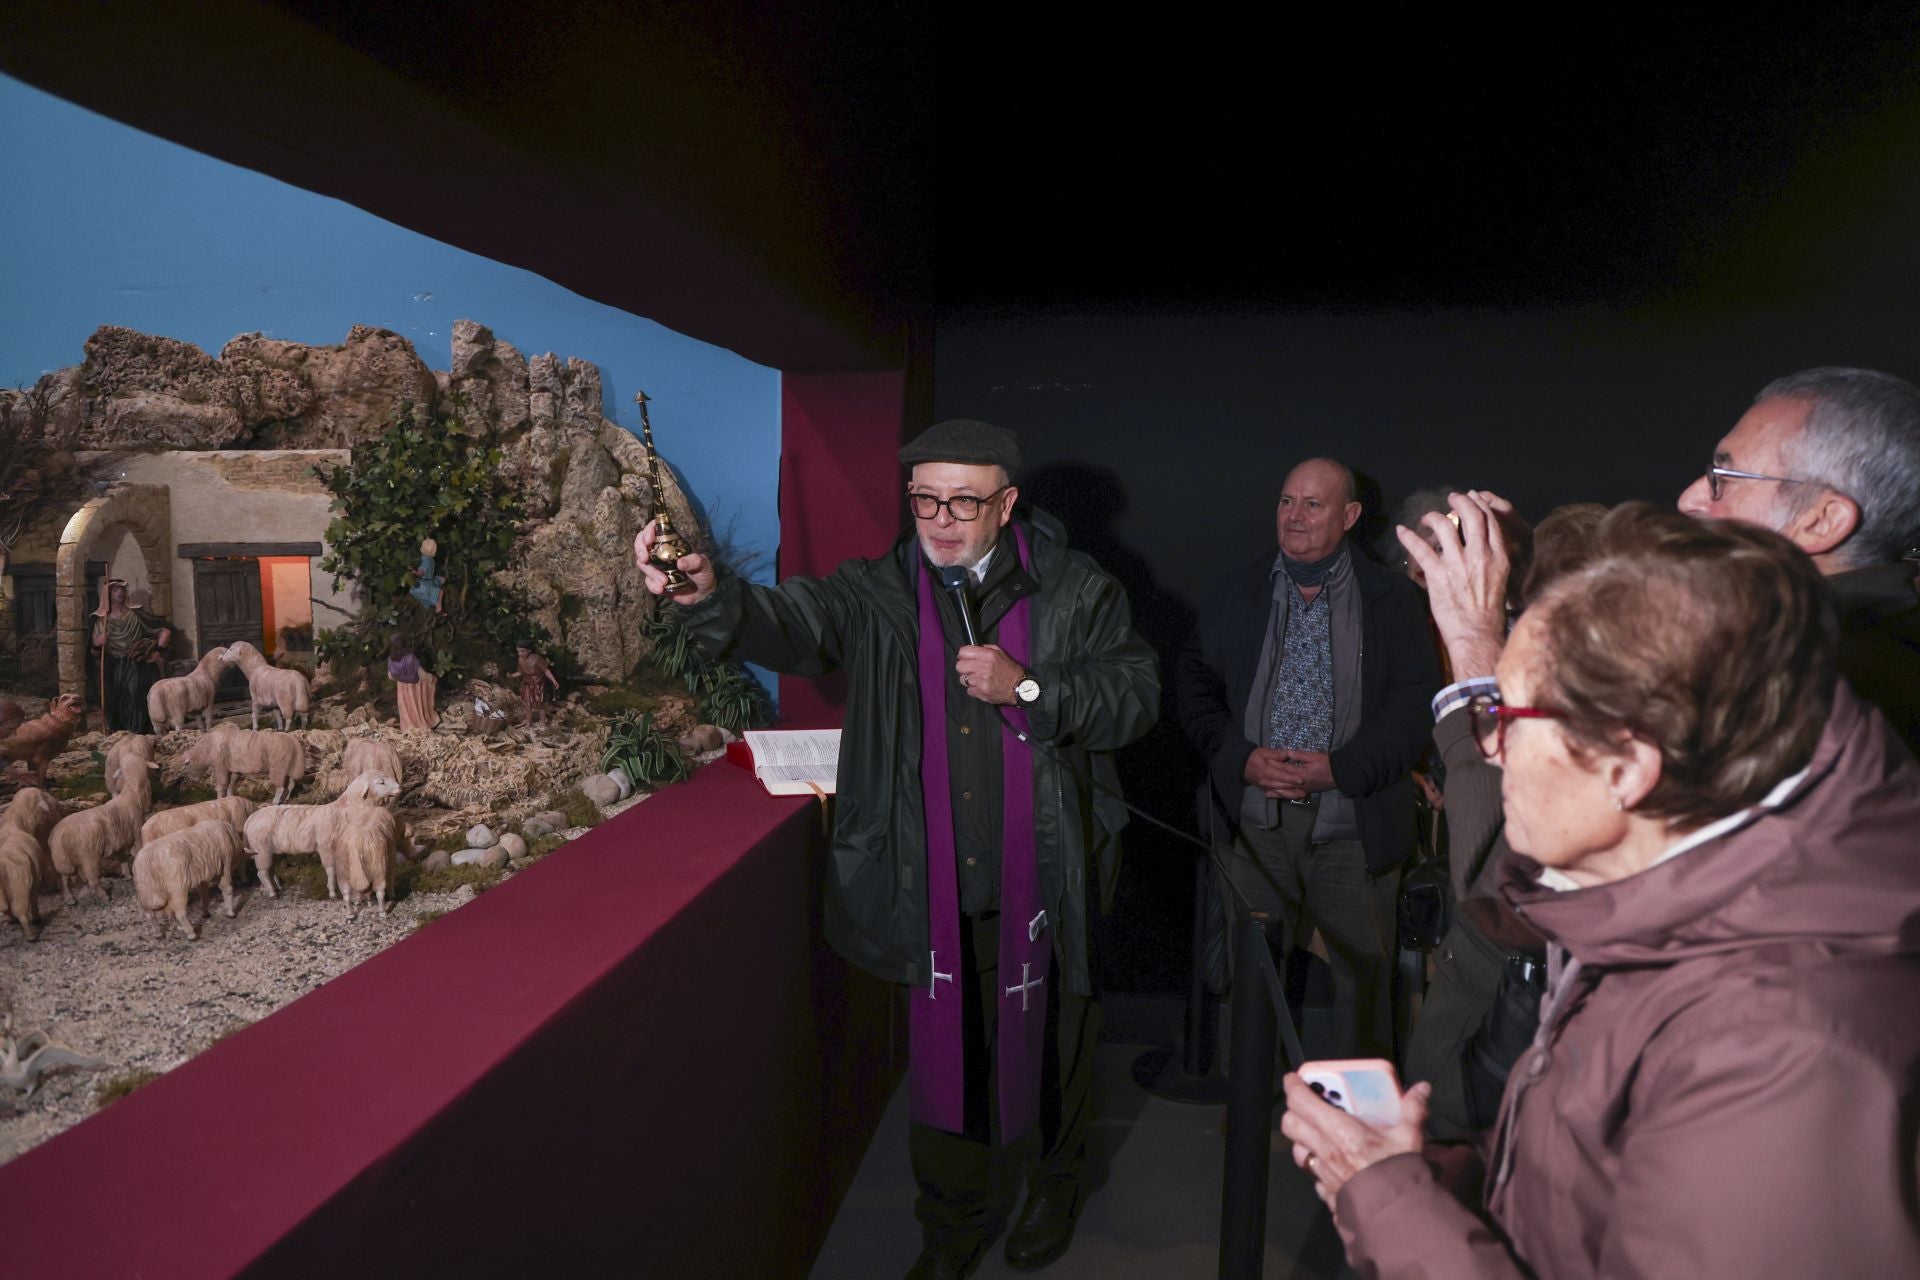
left=515, top=642, right=561, bottom=727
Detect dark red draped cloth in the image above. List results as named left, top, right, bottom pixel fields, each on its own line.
left=778, top=370, right=909, bottom=727
left=0, top=763, right=898, bottom=1278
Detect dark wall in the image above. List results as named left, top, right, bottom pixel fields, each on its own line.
left=934, top=297, right=1920, bottom=993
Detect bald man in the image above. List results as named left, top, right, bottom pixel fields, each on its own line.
left=1176, top=458, right=1441, bottom=1059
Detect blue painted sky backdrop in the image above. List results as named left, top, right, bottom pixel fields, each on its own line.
left=0, top=73, right=781, bottom=587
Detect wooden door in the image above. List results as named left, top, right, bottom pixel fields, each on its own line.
left=193, top=558, right=263, bottom=699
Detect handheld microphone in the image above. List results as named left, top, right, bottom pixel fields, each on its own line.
left=934, top=564, right=979, bottom=645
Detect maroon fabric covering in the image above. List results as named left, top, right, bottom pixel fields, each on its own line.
left=0, top=763, right=899, bottom=1278
left=777, top=370, right=908, bottom=726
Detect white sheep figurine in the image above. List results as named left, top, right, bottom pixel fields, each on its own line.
left=243, top=771, right=401, bottom=898
left=0, top=788, right=62, bottom=940
left=101, top=732, right=158, bottom=797
left=48, top=753, right=154, bottom=904
left=221, top=640, right=311, bottom=730
left=146, top=646, right=234, bottom=733
left=133, top=821, right=245, bottom=941
left=0, top=828, right=45, bottom=941
left=328, top=803, right=400, bottom=918
left=2, top=785, right=63, bottom=843
left=187, top=726, right=307, bottom=804
left=341, top=738, right=405, bottom=791
left=140, top=795, right=259, bottom=847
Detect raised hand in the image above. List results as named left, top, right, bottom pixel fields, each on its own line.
left=1396, top=490, right=1514, bottom=679
left=633, top=518, right=717, bottom=605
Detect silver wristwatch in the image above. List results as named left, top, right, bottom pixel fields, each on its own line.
left=1013, top=674, right=1041, bottom=705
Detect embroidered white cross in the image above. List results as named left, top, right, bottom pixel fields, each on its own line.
left=929, top=950, right=954, bottom=998
left=1005, top=961, right=1043, bottom=1013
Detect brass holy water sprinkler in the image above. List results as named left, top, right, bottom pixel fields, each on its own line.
left=636, top=390, right=694, bottom=592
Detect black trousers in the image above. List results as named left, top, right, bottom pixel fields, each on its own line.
left=906, top=911, right=1102, bottom=1253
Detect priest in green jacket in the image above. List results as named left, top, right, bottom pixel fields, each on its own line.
left=635, top=420, right=1159, bottom=1280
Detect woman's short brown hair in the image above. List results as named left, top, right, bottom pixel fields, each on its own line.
left=1526, top=502, right=1838, bottom=830
left=1519, top=502, right=1609, bottom=606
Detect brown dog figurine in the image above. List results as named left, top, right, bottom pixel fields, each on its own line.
left=0, top=694, right=87, bottom=784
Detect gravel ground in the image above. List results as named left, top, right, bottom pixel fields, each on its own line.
left=0, top=862, right=492, bottom=1163
left=0, top=806, right=648, bottom=1167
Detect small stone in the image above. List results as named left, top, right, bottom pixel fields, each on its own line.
left=580, top=774, right=621, bottom=807
left=522, top=819, right=552, bottom=839
left=535, top=810, right=567, bottom=829
left=450, top=848, right=491, bottom=867
left=496, top=832, right=528, bottom=859
left=466, top=823, right=495, bottom=849
left=450, top=883, right=478, bottom=905
left=678, top=723, right=725, bottom=754
left=422, top=850, right=453, bottom=871
left=606, top=769, right=634, bottom=800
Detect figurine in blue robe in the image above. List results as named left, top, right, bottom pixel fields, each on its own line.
left=409, top=536, right=445, bottom=613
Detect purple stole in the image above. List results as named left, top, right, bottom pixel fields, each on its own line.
left=908, top=527, right=1049, bottom=1140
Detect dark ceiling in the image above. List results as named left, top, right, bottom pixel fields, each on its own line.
left=5, top=3, right=1920, bottom=362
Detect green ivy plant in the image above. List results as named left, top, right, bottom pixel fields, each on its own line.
left=314, top=402, right=550, bottom=692
left=602, top=710, right=693, bottom=790
left=641, top=607, right=772, bottom=733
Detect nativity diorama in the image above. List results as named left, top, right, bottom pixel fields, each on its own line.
left=0, top=320, right=770, bottom=1158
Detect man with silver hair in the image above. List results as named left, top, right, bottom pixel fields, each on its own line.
left=1679, top=365, right=1920, bottom=755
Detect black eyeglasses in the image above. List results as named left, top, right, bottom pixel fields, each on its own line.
left=908, top=486, right=1009, bottom=522
left=1467, top=693, right=1567, bottom=760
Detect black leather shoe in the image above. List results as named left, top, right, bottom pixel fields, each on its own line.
left=1003, top=1180, right=1084, bottom=1271
left=903, top=1236, right=991, bottom=1280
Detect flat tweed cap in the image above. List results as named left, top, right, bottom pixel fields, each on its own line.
left=898, top=419, right=1022, bottom=476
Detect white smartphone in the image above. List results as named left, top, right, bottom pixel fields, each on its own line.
left=1299, top=1058, right=1402, bottom=1127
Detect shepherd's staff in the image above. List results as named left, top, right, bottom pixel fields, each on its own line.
left=96, top=623, right=109, bottom=734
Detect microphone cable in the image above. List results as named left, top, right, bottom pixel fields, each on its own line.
left=933, top=565, right=1212, bottom=855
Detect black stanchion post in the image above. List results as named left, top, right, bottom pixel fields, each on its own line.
left=1132, top=853, right=1230, bottom=1103
left=1182, top=854, right=1218, bottom=1078
left=1219, top=911, right=1279, bottom=1280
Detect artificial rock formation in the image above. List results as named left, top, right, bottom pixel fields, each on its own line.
left=2, top=319, right=704, bottom=682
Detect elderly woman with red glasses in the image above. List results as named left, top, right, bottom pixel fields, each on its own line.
left=1281, top=502, right=1920, bottom=1279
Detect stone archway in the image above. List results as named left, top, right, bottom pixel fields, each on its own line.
left=55, top=483, right=173, bottom=698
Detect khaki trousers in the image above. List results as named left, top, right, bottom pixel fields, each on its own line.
left=1213, top=798, right=1399, bottom=1060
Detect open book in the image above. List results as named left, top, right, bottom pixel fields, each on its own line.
left=727, top=728, right=841, bottom=796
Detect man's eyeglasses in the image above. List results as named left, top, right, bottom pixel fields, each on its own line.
left=908, top=486, right=1009, bottom=522
left=1467, top=693, right=1566, bottom=761
left=1704, top=463, right=1806, bottom=502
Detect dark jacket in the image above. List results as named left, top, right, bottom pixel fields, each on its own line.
left=1340, top=686, right=1920, bottom=1279
left=1400, top=704, right=1522, bottom=1138
left=1832, top=560, right=1920, bottom=760
left=678, top=509, right=1159, bottom=997
left=1174, top=545, right=1440, bottom=873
